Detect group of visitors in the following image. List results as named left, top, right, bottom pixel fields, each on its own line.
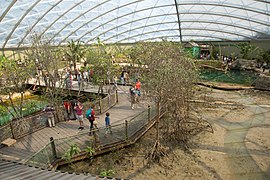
left=44, top=100, right=112, bottom=137
left=65, top=67, right=94, bottom=90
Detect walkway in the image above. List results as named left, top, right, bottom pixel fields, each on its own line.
left=0, top=82, right=150, bottom=163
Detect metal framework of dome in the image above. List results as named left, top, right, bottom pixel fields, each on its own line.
left=0, top=0, right=269, bottom=50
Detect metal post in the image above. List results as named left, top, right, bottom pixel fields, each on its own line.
left=174, top=0, right=183, bottom=43
left=148, top=105, right=151, bottom=121
left=50, top=137, right=57, bottom=159
left=125, top=120, right=128, bottom=141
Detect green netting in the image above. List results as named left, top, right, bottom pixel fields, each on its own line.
left=26, top=142, right=54, bottom=169
left=0, top=100, right=47, bottom=126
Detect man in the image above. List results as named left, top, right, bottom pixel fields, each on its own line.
left=43, top=105, right=55, bottom=127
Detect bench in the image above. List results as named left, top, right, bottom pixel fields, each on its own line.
left=1, top=138, right=16, bottom=147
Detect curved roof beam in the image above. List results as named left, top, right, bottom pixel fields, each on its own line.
left=135, top=34, right=228, bottom=42
left=2, top=0, right=42, bottom=49
left=60, top=1, right=268, bottom=45
left=48, top=0, right=111, bottom=44
left=176, top=1, right=269, bottom=15
left=76, top=6, right=171, bottom=43
left=31, top=0, right=87, bottom=47
left=58, top=0, right=142, bottom=45
left=100, top=19, right=267, bottom=43
left=17, top=0, right=64, bottom=48
left=115, top=28, right=255, bottom=43
left=252, top=0, right=270, bottom=4
left=0, top=0, right=17, bottom=22
left=84, top=12, right=268, bottom=44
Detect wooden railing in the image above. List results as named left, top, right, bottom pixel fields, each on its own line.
left=0, top=91, right=118, bottom=142
left=25, top=106, right=165, bottom=169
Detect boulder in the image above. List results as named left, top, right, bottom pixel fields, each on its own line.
left=230, top=59, right=258, bottom=71
left=254, top=74, right=270, bottom=91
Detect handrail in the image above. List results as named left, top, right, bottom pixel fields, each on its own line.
left=25, top=105, right=162, bottom=169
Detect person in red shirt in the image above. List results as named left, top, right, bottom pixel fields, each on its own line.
left=63, top=100, right=71, bottom=121
left=75, top=102, right=84, bottom=130
left=135, top=79, right=141, bottom=96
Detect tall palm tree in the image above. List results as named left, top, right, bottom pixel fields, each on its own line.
left=66, top=40, right=85, bottom=70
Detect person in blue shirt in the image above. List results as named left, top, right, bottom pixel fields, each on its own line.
left=105, top=112, right=112, bottom=136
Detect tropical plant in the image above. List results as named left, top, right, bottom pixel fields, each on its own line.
left=258, top=48, right=270, bottom=64
left=236, top=42, right=258, bottom=59
left=85, top=38, right=118, bottom=95
left=62, top=144, right=81, bottom=163
left=66, top=40, right=85, bottom=70
left=85, top=145, right=95, bottom=157
left=99, top=169, right=115, bottom=177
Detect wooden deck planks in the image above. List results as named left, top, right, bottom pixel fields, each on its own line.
left=0, top=85, right=149, bottom=165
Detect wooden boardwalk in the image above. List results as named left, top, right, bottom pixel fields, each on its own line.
left=0, top=83, right=150, bottom=164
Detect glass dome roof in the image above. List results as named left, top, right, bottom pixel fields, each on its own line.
left=0, top=0, right=269, bottom=49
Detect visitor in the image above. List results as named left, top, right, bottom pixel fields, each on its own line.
left=65, top=72, right=73, bottom=89
left=74, top=68, right=79, bottom=80
left=43, top=105, right=55, bottom=128
left=77, top=73, right=82, bottom=90
left=129, top=84, right=137, bottom=109
left=135, top=78, right=141, bottom=97
left=63, top=99, right=71, bottom=121
left=83, top=70, right=88, bottom=83
left=124, top=71, right=129, bottom=85
left=105, top=112, right=112, bottom=136
left=70, top=98, right=77, bottom=120
left=74, top=102, right=84, bottom=130
left=113, top=76, right=118, bottom=91
left=262, top=61, right=267, bottom=72
left=121, top=70, right=125, bottom=85
left=86, top=105, right=98, bottom=135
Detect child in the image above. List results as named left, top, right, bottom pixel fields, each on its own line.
left=105, top=112, right=112, bottom=135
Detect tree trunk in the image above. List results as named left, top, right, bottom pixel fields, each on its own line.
left=156, top=101, right=160, bottom=142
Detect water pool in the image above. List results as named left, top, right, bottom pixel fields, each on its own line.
left=199, top=69, right=259, bottom=85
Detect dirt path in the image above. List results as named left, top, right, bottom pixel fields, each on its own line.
left=214, top=91, right=269, bottom=179
left=58, top=87, right=270, bottom=179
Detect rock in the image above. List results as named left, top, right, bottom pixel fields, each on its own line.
left=230, top=59, right=258, bottom=71
left=254, top=74, right=270, bottom=91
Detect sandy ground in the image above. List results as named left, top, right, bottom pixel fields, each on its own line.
left=61, top=87, right=270, bottom=180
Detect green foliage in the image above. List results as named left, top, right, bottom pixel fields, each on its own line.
left=258, top=48, right=270, bottom=63
left=0, top=56, right=36, bottom=120
left=62, top=144, right=81, bottom=163
left=236, top=42, right=257, bottom=59
left=85, top=146, right=95, bottom=157
left=66, top=40, right=85, bottom=69
left=0, top=99, right=47, bottom=126
left=133, top=41, right=198, bottom=102
left=99, top=169, right=115, bottom=177
left=84, top=38, right=118, bottom=94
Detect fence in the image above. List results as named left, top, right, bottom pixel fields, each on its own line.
left=25, top=105, right=160, bottom=169
left=0, top=91, right=117, bottom=143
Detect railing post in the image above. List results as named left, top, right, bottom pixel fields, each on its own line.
left=99, top=98, right=102, bottom=114
left=125, top=120, right=128, bottom=141
left=116, top=90, right=118, bottom=103
left=148, top=105, right=151, bottom=122
left=50, top=137, right=57, bottom=159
